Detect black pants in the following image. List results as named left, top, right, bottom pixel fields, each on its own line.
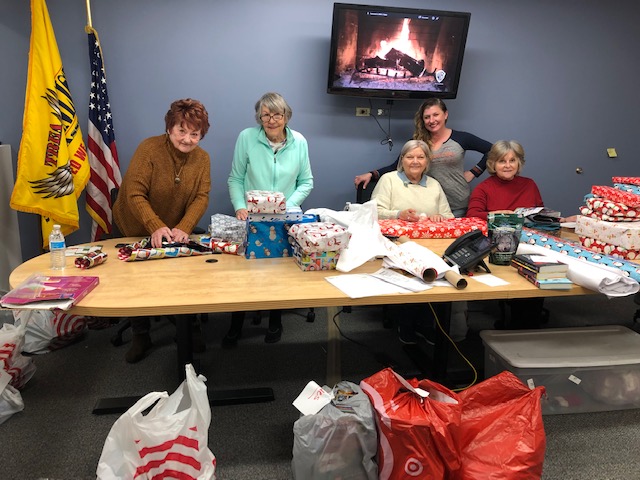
left=228, top=310, right=282, bottom=333
left=130, top=314, right=199, bottom=335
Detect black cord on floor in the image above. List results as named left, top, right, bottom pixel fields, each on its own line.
left=331, top=307, right=399, bottom=368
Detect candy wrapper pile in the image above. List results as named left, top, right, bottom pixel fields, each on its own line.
left=117, top=238, right=212, bottom=261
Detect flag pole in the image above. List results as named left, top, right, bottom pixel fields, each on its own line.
left=85, top=0, right=93, bottom=29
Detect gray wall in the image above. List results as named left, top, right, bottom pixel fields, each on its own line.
left=1, top=0, right=639, bottom=262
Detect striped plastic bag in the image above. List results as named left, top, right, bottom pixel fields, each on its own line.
left=97, top=364, right=216, bottom=479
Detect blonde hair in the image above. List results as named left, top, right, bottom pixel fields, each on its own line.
left=486, top=140, right=525, bottom=175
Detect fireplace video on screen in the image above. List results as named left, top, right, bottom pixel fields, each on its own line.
left=328, top=5, right=470, bottom=99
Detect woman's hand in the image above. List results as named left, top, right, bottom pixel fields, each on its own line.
left=427, top=214, right=446, bottom=222
left=151, top=227, right=174, bottom=248
left=463, top=170, right=475, bottom=183
left=355, top=172, right=373, bottom=188
left=560, top=215, right=577, bottom=223
left=171, top=228, right=190, bottom=243
left=398, top=208, right=420, bottom=222
left=489, top=209, right=514, bottom=215
left=235, top=209, right=249, bottom=221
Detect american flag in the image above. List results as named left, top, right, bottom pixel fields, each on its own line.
left=85, top=26, right=122, bottom=241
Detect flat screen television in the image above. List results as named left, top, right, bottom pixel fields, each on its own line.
left=327, top=3, right=471, bottom=100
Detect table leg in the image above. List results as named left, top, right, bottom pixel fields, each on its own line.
left=326, top=306, right=341, bottom=386
left=175, top=314, right=194, bottom=380
left=92, top=314, right=274, bottom=415
left=401, top=301, right=452, bottom=383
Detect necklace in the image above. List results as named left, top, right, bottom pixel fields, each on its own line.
left=174, top=160, right=186, bottom=184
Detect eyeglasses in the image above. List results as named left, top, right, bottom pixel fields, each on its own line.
left=260, top=113, right=285, bottom=122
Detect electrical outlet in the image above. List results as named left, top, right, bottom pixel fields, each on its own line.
left=355, top=107, right=370, bottom=117
left=377, top=108, right=388, bottom=116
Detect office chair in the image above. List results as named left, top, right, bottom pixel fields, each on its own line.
left=356, top=178, right=378, bottom=204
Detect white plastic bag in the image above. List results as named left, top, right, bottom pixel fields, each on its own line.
left=0, top=321, right=36, bottom=389
left=0, top=369, right=24, bottom=425
left=97, top=364, right=217, bottom=479
left=306, top=200, right=394, bottom=272
left=292, top=381, right=378, bottom=480
left=13, top=309, right=87, bottom=354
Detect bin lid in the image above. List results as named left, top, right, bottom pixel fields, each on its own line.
left=480, top=325, right=640, bottom=368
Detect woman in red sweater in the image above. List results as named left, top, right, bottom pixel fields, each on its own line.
left=466, top=140, right=543, bottom=219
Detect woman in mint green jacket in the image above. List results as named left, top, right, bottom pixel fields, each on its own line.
left=228, top=92, right=313, bottom=220
left=224, top=92, right=314, bottom=346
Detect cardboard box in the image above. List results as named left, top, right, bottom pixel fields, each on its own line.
left=291, top=240, right=340, bottom=271
left=481, top=326, right=640, bottom=415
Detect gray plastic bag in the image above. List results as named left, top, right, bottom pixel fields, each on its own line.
left=292, top=381, right=378, bottom=480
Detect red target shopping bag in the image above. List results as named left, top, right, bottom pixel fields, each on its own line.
left=360, top=368, right=462, bottom=480
left=457, top=371, right=546, bottom=480
left=97, top=364, right=217, bottom=479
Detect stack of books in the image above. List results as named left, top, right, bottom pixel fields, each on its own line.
left=511, top=253, right=573, bottom=290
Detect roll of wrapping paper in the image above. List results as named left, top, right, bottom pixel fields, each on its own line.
left=397, top=236, right=467, bottom=289
left=210, top=239, right=243, bottom=255
left=443, top=270, right=467, bottom=289
left=74, top=251, right=108, bottom=269
left=392, top=236, right=437, bottom=281
left=119, top=246, right=211, bottom=261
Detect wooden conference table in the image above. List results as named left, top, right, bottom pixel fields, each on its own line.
left=10, top=236, right=594, bottom=411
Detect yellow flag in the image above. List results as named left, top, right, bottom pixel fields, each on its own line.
left=11, top=0, right=89, bottom=248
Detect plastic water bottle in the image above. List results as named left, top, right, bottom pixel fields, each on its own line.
left=49, top=224, right=66, bottom=270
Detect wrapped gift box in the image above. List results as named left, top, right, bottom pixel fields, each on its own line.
left=245, top=190, right=286, bottom=214
left=592, top=185, right=640, bottom=208
left=210, top=239, right=243, bottom=255
left=291, top=240, right=340, bottom=271
left=614, top=183, right=640, bottom=195
left=578, top=236, right=639, bottom=261
left=287, top=222, right=350, bottom=254
left=248, top=207, right=303, bottom=222
left=612, top=176, right=640, bottom=186
left=209, top=213, right=247, bottom=243
left=378, top=217, right=488, bottom=239
left=575, top=215, right=640, bottom=250
left=245, top=214, right=317, bottom=259
left=581, top=197, right=640, bottom=222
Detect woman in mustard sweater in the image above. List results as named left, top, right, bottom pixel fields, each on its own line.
left=113, top=98, right=211, bottom=363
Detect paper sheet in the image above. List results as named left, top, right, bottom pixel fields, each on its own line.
left=369, top=268, right=433, bottom=292
left=471, top=274, right=510, bottom=287
left=325, top=274, right=414, bottom=298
